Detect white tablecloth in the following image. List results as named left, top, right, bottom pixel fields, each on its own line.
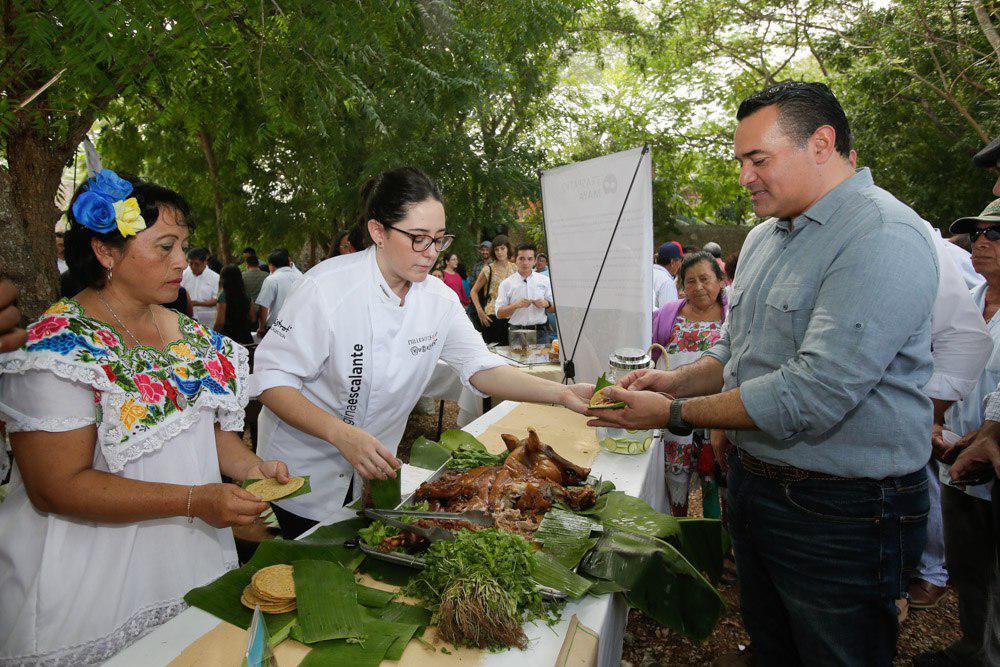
left=105, top=401, right=664, bottom=667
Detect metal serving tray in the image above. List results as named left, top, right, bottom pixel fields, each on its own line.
left=357, top=460, right=599, bottom=600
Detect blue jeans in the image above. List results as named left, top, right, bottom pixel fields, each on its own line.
left=727, top=451, right=929, bottom=666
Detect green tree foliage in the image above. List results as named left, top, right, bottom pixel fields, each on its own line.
left=98, top=0, right=588, bottom=266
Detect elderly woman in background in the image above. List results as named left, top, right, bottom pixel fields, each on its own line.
left=0, top=170, right=290, bottom=665
left=651, top=251, right=728, bottom=517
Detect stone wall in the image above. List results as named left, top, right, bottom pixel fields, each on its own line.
left=664, top=223, right=756, bottom=258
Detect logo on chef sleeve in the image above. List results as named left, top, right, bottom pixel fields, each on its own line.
left=271, top=319, right=292, bottom=339
left=408, top=332, right=439, bottom=356
left=343, top=344, right=364, bottom=425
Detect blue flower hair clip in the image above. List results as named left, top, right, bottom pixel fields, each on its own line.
left=71, top=169, right=147, bottom=237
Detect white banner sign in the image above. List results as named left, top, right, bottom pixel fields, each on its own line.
left=541, top=146, right=653, bottom=382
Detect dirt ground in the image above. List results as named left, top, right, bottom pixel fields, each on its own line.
left=238, top=400, right=962, bottom=666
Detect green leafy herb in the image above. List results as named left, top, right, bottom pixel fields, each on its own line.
left=405, top=528, right=558, bottom=650
left=445, top=441, right=509, bottom=470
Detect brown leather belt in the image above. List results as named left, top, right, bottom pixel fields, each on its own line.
left=736, top=448, right=848, bottom=483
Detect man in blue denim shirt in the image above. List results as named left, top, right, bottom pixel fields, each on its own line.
left=587, top=83, right=936, bottom=665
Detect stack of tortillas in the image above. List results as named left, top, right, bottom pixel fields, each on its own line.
left=245, top=476, right=305, bottom=502
left=241, top=564, right=297, bottom=613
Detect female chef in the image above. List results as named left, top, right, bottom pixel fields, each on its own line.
left=251, top=167, right=592, bottom=537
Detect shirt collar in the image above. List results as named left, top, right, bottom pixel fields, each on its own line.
left=368, top=246, right=404, bottom=307
left=802, top=167, right=874, bottom=226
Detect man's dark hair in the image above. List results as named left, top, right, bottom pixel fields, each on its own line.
left=268, top=248, right=291, bottom=268
left=737, top=81, right=853, bottom=157
left=243, top=247, right=257, bottom=257
left=515, top=243, right=536, bottom=257
left=186, top=247, right=209, bottom=262
left=64, top=175, right=193, bottom=290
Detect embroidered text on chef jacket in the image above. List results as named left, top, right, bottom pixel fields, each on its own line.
left=494, top=271, right=552, bottom=326
left=250, top=247, right=508, bottom=520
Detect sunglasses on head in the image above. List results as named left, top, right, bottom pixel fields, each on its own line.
left=969, top=225, right=1000, bottom=242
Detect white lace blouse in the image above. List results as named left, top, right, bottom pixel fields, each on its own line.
left=0, top=299, right=248, bottom=666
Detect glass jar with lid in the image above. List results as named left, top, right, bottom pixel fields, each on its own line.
left=597, top=347, right=657, bottom=455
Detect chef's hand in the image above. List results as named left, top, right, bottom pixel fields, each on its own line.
left=618, top=368, right=681, bottom=395
left=477, top=308, right=493, bottom=327
left=950, top=425, right=1000, bottom=483
left=561, top=383, right=594, bottom=414
left=585, top=386, right=671, bottom=430
left=193, top=483, right=268, bottom=528
left=338, top=427, right=400, bottom=480
left=241, top=459, right=290, bottom=484
left=0, top=279, right=27, bottom=352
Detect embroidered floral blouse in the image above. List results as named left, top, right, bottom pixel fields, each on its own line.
left=1, top=298, right=248, bottom=472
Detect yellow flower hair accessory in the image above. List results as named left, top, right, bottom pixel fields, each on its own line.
left=113, top=198, right=146, bottom=237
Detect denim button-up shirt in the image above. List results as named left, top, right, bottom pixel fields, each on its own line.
left=706, top=168, right=939, bottom=479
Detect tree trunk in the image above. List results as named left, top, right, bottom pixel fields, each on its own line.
left=0, top=126, right=68, bottom=321
left=972, top=0, right=1000, bottom=63
left=197, top=128, right=231, bottom=262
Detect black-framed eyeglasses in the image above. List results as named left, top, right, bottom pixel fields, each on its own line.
left=385, top=224, right=455, bottom=252
left=970, top=225, right=1000, bottom=243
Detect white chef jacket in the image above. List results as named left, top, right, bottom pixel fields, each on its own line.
left=180, top=265, right=220, bottom=328
left=924, top=222, right=993, bottom=402
left=250, top=247, right=508, bottom=520
left=256, top=266, right=302, bottom=327
left=652, top=264, right=678, bottom=310
left=495, top=271, right=552, bottom=326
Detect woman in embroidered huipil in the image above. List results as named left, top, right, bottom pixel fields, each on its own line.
left=651, top=252, right=728, bottom=517
left=0, top=171, right=290, bottom=666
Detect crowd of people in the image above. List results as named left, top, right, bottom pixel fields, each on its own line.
left=0, top=80, right=997, bottom=667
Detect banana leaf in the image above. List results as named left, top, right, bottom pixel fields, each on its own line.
left=530, top=550, right=592, bottom=598
left=624, top=548, right=725, bottom=642
left=298, top=633, right=396, bottom=667
left=362, top=475, right=401, bottom=509
left=409, top=436, right=452, bottom=470
left=358, top=613, right=422, bottom=660
left=375, top=601, right=433, bottom=627
left=579, top=529, right=724, bottom=641
left=356, top=585, right=395, bottom=608
left=534, top=508, right=602, bottom=569
left=668, top=518, right=728, bottom=585
left=298, top=518, right=368, bottom=546
left=580, top=491, right=679, bottom=539
left=293, top=560, right=365, bottom=643
left=184, top=540, right=362, bottom=641
left=358, top=555, right=418, bottom=587
left=439, top=429, right=485, bottom=452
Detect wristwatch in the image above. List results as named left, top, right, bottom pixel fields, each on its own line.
left=666, top=398, right=693, bottom=437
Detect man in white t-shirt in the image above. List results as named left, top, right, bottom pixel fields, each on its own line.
left=495, top=243, right=552, bottom=329
left=652, top=241, right=682, bottom=310
left=256, top=248, right=302, bottom=336
left=180, top=247, right=220, bottom=328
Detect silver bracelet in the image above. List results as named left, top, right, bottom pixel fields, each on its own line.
left=186, top=486, right=195, bottom=524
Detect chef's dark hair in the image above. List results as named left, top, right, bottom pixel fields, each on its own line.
left=360, top=167, right=442, bottom=230
left=65, top=174, right=193, bottom=290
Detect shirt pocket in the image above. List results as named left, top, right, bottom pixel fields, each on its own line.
left=761, top=282, right=817, bottom=357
